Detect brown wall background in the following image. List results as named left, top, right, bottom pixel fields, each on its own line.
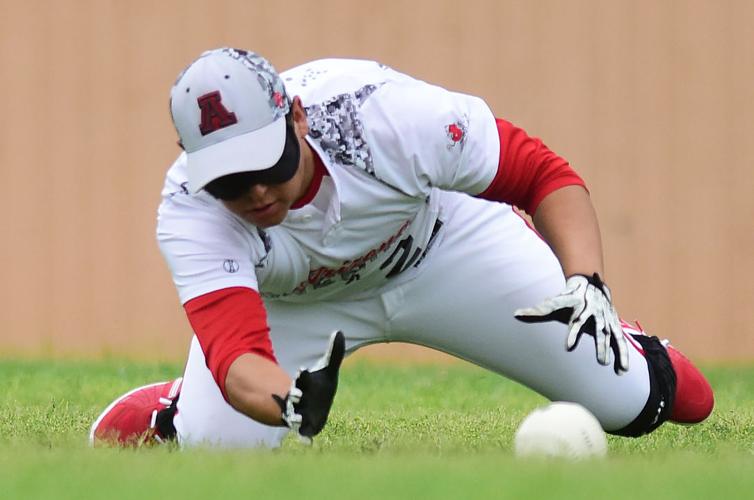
left=1, top=0, right=752, bottom=361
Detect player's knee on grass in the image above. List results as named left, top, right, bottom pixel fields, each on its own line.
left=610, top=335, right=676, bottom=437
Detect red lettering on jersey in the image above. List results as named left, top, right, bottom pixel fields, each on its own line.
left=197, top=91, right=238, bottom=136
left=297, top=220, right=412, bottom=293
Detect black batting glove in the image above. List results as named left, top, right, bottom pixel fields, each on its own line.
left=273, top=330, right=346, bottom=443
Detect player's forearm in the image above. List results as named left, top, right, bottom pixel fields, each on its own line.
left=225, top=353, right=292, bottom=426
left=532, top=185, right=605, bottom=278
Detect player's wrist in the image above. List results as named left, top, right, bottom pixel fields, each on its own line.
left=566, top=273, right=611, bottom=300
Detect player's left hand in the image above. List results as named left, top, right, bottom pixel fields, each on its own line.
left=514, top=273, right=629, bottom=374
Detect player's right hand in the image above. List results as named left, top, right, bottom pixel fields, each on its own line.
left=273, top=330, right=346, bottom=443
left=513, top=273, right=629, bottom=374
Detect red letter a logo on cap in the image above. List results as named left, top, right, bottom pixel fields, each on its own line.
left=197, top=91, right=238, bottom=136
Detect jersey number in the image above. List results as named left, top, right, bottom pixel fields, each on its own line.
left=379, top=219, right=443, bottom=279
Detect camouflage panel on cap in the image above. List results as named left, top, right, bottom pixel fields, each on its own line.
left=221, top=48, right=291, bottom=120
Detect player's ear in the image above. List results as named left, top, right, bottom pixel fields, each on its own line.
left=291, top=96, right=309, bottom=138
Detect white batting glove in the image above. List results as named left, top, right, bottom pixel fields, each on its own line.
left=514, top=273, right=629, bottom=374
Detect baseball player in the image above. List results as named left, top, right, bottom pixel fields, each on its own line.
left=90, top=48, right=713, bottom=448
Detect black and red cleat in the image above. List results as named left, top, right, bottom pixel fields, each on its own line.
left=664, top=344, right=714, bottom=424
left=621, top=320, right=714, bottom=425
left=89, top=378, right=182, bottom=447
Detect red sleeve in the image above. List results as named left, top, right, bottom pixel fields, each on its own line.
left=184, top=287, right=276, bottom=402
left=476, top=118, right=587, bottom=215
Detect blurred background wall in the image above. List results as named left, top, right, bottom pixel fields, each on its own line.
left=0, top=0, right=752, bottom=361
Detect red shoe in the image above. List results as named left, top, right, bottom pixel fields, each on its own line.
left=664, top=344, right=714, bottom=423
left=89, top=378, right=182, bottom=446
left=621, top=320, right=714, bottom=424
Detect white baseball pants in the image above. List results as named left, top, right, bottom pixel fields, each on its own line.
left=174, top=193, right=650, bottom=448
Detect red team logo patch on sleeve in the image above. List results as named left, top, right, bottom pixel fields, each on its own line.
left=445, top=117, right=468, bottom=149
left=197, top=91, right=238, bottom=136
left=448, top=124, right=463, bottom=142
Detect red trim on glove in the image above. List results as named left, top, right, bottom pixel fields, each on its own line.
left=477, top=119, right=586, bottom=215
left=184, top=287, right=276, bottom=402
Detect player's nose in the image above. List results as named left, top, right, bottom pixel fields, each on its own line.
left=244, top=183, right=269, bottom=200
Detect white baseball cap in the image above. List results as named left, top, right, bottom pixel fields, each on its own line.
left=170, top=48, right=291, bottom=193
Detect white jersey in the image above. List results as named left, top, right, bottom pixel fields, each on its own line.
left=157, top=59, right=500, bottom=305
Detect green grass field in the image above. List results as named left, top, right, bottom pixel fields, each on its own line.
left=1, top=359, right=754, bottom=499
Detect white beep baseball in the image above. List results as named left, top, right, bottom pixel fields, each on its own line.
left=514, top=402, right=608, bottom=459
